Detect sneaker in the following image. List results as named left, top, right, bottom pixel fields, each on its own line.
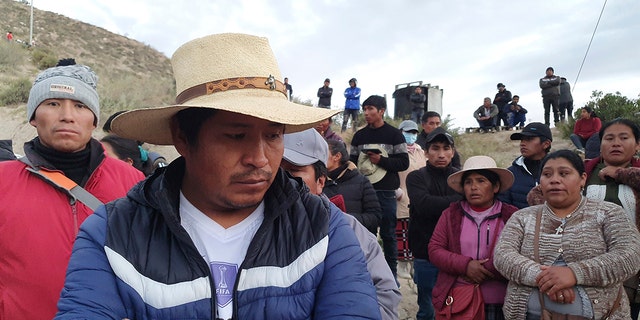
left=576, top=148, right=585, bottom=155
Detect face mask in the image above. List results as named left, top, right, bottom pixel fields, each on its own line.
left=403, top=132, right=417, bottom=145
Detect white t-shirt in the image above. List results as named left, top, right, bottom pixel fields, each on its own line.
left=179, top=192, right=264, bottom=320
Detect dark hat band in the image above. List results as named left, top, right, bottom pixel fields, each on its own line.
left=175, top=76, right=287, bottom=104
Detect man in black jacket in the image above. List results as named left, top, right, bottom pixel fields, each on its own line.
left=494, top=83, right=512, bottom=128
left=539, top=66, right=561, bottom=125
left=350, top=95, right=410, bottom=279
left=406, top=127, right=462, bottom=320
left=317, top=78, right=333, bottom=108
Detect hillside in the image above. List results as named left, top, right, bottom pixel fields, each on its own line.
left=0, top=0, right=175, bottom=155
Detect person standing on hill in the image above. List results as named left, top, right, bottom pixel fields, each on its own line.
left=350, top=95, right=410, bottom=281
left=539, top=66, right=561, bottom=126
left=494, top=83, right=512, bottom=128
left=409, top=86, right=426, bottom=124
left=342, top=77, right=361, bottom=132
left=317, top=78, right=333, bottom=108
left=559, top=77, right=574, bottom=122
left=284, top=77, right=293, bottom=101
left=6, top=31, right=13, bottom=42
left=0, top=61, right=144, bottom=320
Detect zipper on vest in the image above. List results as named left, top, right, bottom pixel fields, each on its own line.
left=486, top=223, right=490, bottom=247
left=476, top=223, right=481, bottom=260
left=69, top=197, right=79, bottom=235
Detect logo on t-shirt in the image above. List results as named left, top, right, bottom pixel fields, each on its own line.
left=210, top=262, right=238, bottom=308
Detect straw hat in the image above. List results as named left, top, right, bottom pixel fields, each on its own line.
left=447, top=156, right=514, bottom=194
left=111, top=33, right=339, bottom=145
left=357, top=144, right=388, bottom=184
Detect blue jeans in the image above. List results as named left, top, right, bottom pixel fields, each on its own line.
left=376, top=190, right=398, bottom=277
left=570, top=133, right=587, bottom=149
left=412, top=109, right=424, bottom=125
left=414, top=259, right=438, bottom=320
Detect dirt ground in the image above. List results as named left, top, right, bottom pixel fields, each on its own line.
left=398, top=274, right=420, bottom=319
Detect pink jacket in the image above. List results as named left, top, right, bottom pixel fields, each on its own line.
left=428, top=200, right=517, bottom=309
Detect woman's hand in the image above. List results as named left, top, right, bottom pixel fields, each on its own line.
left=598, top=166, right=619, bottom=181
left=465, top=258, right=493, bottom=283
left=536, top=265, right=577, bottom=297
left=548, top=288, right=576, bottom=304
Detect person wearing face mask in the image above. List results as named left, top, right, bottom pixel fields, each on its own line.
left=396, top=120, right=427, bottom=280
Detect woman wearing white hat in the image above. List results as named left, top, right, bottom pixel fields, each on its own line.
left=428, top=156, right=518, bottom=319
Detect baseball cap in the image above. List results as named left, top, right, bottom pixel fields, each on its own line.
left=497, top=83, right=505, bottom=88
left=398, top=120, right=419, bottom=132
left=324, top=78, right=330, bottom=83
left=425, top=127, right=455, bottom=145
left=510, top=122, right=553, bottom=141
left=283, top=128, right=329, bottom=166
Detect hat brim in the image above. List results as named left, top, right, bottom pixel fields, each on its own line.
left=447, top=168, right=514, bottom=194
left=111, top=89, right=340, bottom=145
left=283, top=149, right=317, bottom=166
left=510, top=132, right=546, bottom=141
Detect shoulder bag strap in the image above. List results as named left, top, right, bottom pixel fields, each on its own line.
left=18, top=157, right=104, bottom=211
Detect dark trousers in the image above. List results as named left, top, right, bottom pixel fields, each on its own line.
left=376, top=190, right=398, bottom=277
left=477, top=117, right=497, bottom=131
left=543, top=96, right=560, bottom=125
left=414, top=259, right=438, bottom=320
left=559, top=100, right=574, bottom=121
left=342, top=109, right=359, bottom=131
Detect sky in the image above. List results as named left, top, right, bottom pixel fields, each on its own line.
left=33, top=0, right=639, bottom=129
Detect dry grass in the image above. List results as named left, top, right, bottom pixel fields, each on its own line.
left=0, top=0, right=174, bottom=120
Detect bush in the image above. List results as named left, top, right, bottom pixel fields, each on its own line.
left=31, top=48, right=58, bottom=70
left=560, top=91, right=640, bottom=138
left=586, top=91, right=640, bottom=125
left=0, top=41, right=26, bottom=72
left=0, top=78, right=31, bottom=105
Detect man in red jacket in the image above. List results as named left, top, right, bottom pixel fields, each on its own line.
left=0, top=59, right=144, bottom=320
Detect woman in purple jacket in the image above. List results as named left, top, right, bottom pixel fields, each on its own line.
left=428, top=156, right=518, bottom=319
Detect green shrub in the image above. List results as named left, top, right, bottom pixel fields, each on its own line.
left=0, top=78, right=31, bottom=105
left=31, top=48, right=58, bottom=70
left=0, top=41, right=26, bottom=72
left=586, top=90, right=640, bottom=126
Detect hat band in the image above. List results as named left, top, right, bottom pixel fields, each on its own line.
left=175, top=76, right=287, bottom=104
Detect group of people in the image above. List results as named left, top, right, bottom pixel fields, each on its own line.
left=2, top=31, right=640, bottom=320
left=474, top=67, right=576, bottom=133
left=405, top=116, right=640, bottom=320
left=474, top=83, right=529, bottom=133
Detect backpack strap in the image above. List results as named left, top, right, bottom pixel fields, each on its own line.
left=18, top=157, right=104, bottom=211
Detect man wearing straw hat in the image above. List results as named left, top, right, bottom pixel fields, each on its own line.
left=56, top=33, right=381, bottom=320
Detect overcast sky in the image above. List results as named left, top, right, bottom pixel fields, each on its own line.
left=34, top=0, right=639, bottom=129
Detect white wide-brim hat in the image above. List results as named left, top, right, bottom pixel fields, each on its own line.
left=111, top=33, right=339, bottom=145
left=447, top=155, right=514, bottom=194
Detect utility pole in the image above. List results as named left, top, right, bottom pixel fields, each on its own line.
left=29, top=0, right=33, bottom=46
